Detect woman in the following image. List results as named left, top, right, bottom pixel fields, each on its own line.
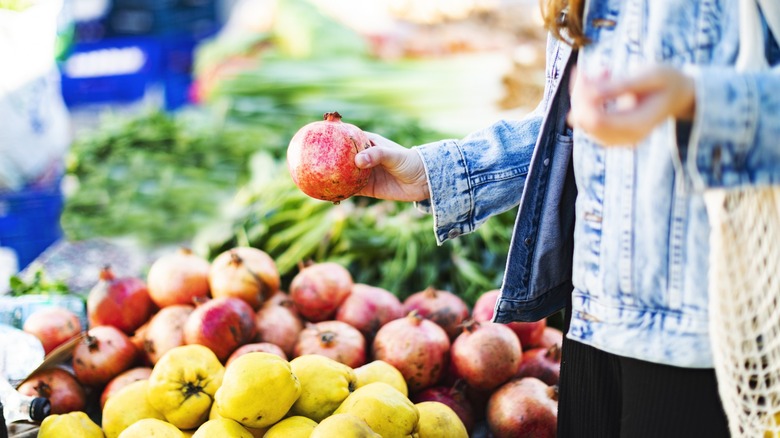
left=353, top=0, right=780, bottom=436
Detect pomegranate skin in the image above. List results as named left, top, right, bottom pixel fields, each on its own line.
left=487, top=377, right=558, bottom=438
left=372, top=311, right=451, bottom=392
left=287, top=111, right=372, bottom=202
left=450, top=320, right=522, bottom=391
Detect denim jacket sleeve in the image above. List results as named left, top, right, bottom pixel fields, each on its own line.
left=412, top=35, right=569, bottom=245
left=680, top=31, right=780, bottom=189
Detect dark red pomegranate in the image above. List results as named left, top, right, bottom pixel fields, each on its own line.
left=471, top=289, right=546, bottom=349
left=183, top=297, right=257, bottom=363
left=450, top=320, right=522, bottom=391
left=411, top=382, right=475, bottom=432
left=372, top=311, right=451, bottom=392
left=18, top=368, right=86, bottom=414
left=515, top=344, right=562, bottom=386
left=287, top=111, right=372, bottom=203
left=402, top=286, right=470, bottom=340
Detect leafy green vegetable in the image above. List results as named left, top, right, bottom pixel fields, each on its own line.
left=62, top=109, right=261, bottom=245
left=9, top=268, right=70, bottom=297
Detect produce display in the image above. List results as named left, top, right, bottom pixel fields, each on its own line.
left=2, top=2, right=561, bottom=437
left=14, top=249, right=563, bottom=437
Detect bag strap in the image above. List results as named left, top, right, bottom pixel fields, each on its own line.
left=740, top=0, right=780, bottom=72
left=757, top=0, right=780, bottom=45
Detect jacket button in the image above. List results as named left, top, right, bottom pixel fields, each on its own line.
left=524, top=237, right=533, bottom=245
left=543, top=158, right=550, bottom=166
left=448, top=229, right=460, bottom=239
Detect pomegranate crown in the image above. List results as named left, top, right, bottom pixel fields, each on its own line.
left=323, top=111, right=343, bottom=122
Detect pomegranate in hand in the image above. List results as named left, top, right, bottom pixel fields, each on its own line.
left=287, top=111, right=372, bottom=203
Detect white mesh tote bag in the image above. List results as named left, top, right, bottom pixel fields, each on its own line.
left=705, top=1, right=780, bottom=436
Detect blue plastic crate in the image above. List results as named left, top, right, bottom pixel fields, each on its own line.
left=0, top=182, right=64, bottom=270
left=60, top=37, right=161, bottom=106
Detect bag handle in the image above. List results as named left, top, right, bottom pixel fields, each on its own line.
left=739, top=0, right=780, bottom=72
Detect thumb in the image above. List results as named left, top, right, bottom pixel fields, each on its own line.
left=355, top=145, right=405, bottom=170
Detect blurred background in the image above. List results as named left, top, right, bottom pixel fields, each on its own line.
left=1, top=0, right=548, bottom=306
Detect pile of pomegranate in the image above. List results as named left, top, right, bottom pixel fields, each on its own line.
left=19, top=248, right=563, bottom=437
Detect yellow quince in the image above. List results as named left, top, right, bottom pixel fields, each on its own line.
left=215, top=352, right=301, bottom=429
left=354, top=360, right=408, bottom=397
left=289, top=354, right=357, bottom=421
left=264, top=416, right=318, bottom=438
left=102, top=380, right=165, bottom=438
left=334, top=382, right=418, bottom=438
left=117, top=418, right=183, bottom=438
left=38, top=411, right=103, bottom=438
left=147, top=344, right=225, bottom=430
left=310, top=413, right=380, bottom=438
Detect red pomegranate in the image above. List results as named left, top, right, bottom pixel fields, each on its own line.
left=294, top=320, right=367, bottom=368
left=289, top=262, right=353, bottom=322
left=183, top=297, right=257, bottom=362
left=372, top=311, right=451, bottom=392
left=100, top=366, right=152, bottom=409
left=450, top=320, right=522, bottom=391
left=487, top=377, right=558, bottom=438
left=22, top=306, right=82, bottom=355
left=538, top=326, right=564, bottom=350
left=72, top=325, right=137, bottom=387
left=287, top=111, right=372, bottom=202
left=208, top=247, right=281, bottom=310
left=402, top=286, right=470, bottom=340
left=18, top=368, right=86, bottom=415
left=146, top=248, right=211, bottom=308
left=515, top=344, right=562, bottom=386
left=141, top=304, right=194, bottom=365
left=411, top=382, right=476, bottom=433
left=336, top=283, right=404, bottom=340
left=471, top=289, right=546, bottom=349
left=87, top=266, right=153, bottom=335
left=254, top=295, right=304, bottom=358
left=226, top=342, right=287, bottom=367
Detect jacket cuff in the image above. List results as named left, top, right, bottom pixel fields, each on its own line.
left=682, top=65, right=759, bottom=189
left=413, top=142, right=474, bottom=245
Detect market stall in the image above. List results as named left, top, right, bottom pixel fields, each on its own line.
left=1, top=1, right=562, bottom=436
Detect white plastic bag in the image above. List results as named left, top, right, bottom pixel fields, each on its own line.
left=0, top=0, right=71, bottom=191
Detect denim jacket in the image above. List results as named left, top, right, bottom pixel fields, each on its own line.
left=414, top=0, right=780, bottom=368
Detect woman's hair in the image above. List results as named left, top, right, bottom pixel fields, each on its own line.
left=541, top=0, right=589, bottom=48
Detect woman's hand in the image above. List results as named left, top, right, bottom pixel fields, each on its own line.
left=567, top=65, right=696, bottom=146
left=354, top=132, right=430, bottom=202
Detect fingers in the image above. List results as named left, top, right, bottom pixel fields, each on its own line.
left=356, top=133, right=413, bottom=170
left=568, top=66, right=696, bottom=146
